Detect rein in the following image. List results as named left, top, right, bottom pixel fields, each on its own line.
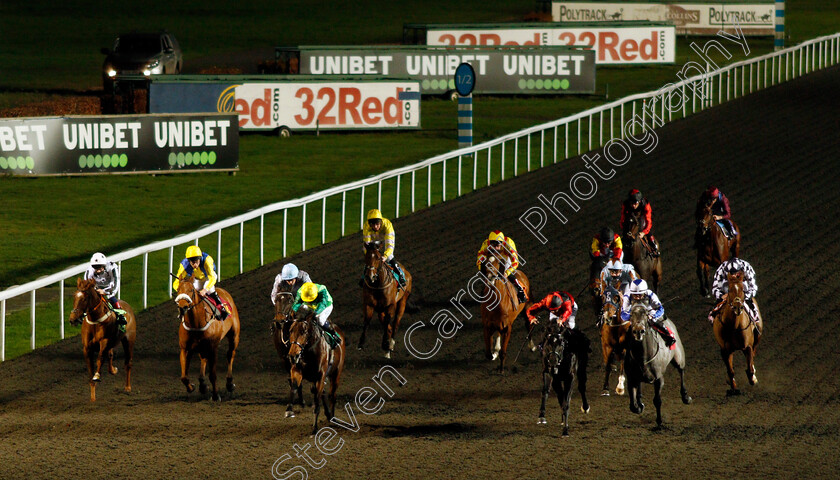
left=628, top=313, right=662, bottom=365
left=73, top=290, right=114, bottom=325
left=363, top=258, right=394, bottom=291
left=176, top=290, right=215, bottom=332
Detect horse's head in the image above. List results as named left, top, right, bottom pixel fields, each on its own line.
left=590, top=278, right=605, bottom=299
left=69, top=277, right=101, bottom=326
left=364, top=241, right=386, bottom=284
left=542, top=323, right=568, bottom=374
left=629, top=304, right=650, bottom=341
left=624, top=214, right=641, bottom=238
left=174, top=274, right=200, bottom=319
left=727, top=271, right=746, bottom=315
left=698, top=204, right=715, bottom=233
left=273, top=283, right=296, bottom=322
left=481, top=255, right=504, bottom=282
left=599, top=286, right=622, bottom=326
left=288, top=305, right=316, bottom=364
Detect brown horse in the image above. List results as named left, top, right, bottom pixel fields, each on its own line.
left=272, top=287, right=305, bottom=410
left=622, top=213, right=662, bottom=292
left=68, top=278, right=136, bottom=402
left=359, top=242, right=413, bottom=359
left=597, top=280, right=630, bottom=397
left=712, top=271, right=762, bottom=396
left=174, top=275, right=240, bottom=401
left=479, top=255, right=531, bottom=372
left=697, top=204, right=741, bottom=297
left=286, top=305, right=346, bottom=434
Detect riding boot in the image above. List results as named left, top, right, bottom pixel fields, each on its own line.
left=649, top=236, right=661, bottom=257
left=116, top=313, right=127, bottom=333
left=508, top=274, right=527, bottom=303
left=321, top=320, right=340, bottom=348
left=388, top=259, right=406, bottom=289
left=652, top=322, right=675, bottom=347
left=209, top=292, right=229, bottom=320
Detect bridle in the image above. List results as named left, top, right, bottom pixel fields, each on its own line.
left=70, top=287, right=113, bottom=325
left=628, top=304, right=661, bottom=364
left=274, top=290, right=295, bottom=345
left=288, top=315, right=316, bottom=365
left=363, top=246, right=393, bottom=290
left=543, top=326, right=568, bottom=374
left=175, top=283, right=213, bottom=332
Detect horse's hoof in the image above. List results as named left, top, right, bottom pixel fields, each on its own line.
left=124, top=386, right=132, bottom=393
left=491, top=353, right=499, bottom=361
left=226, top=379, right=236, bottom=392
left=562, top=429, right=570, bottom=437
left=212, top=393, right=222, bottom=402
left=581, top=404, right=590, bottom=414
left=638, top=402, right=645, bottom=414
left=109, top=367, right=118, bottom=375
left=384, top=351, right=391, bottom=360
left=683, top=395, right=693, bottom=405
left=749, top=376, right=757, bottom=386
left=186, top=383, right=195, bottom=393
left=616, top=387, right=625, bottom=396
left=726, top=389, right=741, bottom=397
left=285, top=411, right=295, bottom=418
left=601, top=390, right=610, bottom=396
left=537, top=417, right=547, bottom=425
left=92, top=373, right=101, bottom=382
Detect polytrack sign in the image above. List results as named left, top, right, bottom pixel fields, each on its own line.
left=279, top=45, right=596, bottom=95
left=551, top=1, right=776, bottom=36
left=234, top=81, right=421, bottom=132
left=417, top=21, right=676, bottom=64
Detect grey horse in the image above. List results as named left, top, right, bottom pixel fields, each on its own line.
left=624, top=304, right=692, bottom=427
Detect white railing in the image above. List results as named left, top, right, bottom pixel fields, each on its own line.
left=1, top=33, right=838, bottom=361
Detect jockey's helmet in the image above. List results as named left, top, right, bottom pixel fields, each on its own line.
left=185, top=245, right=202, bottom=259
left=709, top=186, right=720, bottom=198
left=280, top=263, right=299, bottom=281
left=548, top=294, right=565, bottom=310
left=726, top=260, right=742, bottom=274
left=628, top=278, right=648, bottom=301
left=300, top=282, right=319, bottom=302
left=607, top=259, right=623, bottom=275
left=90, top=252, right=108, bottom=268
left=628, top=189, right=643, bottom=204
left=487, top=231, right=505, bottom=245
left=366, top=209, right=383, bottom=221
left=600, top=227, right=614, bottom=244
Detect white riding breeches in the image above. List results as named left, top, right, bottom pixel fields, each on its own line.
left=193, top=278, right=215, bottom=294
left=316, top=305, right=333, bottom=327
left=549, top=302, right=578, bottom=329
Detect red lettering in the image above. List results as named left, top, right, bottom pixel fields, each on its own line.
left=523, top=33, right=541, bottom=45
left=316, top=88, right=336, bottom=125
left=640, top=32, right=657, bottom=60
left=235, top=98, right=249, bottom=127
left=580, top=31, right=596, bottom=48
left=362, top=97, right=382, bottom=124
left=599, top=32, right=619, bottom=62
left=250, top=89, right=272, bottom=126
left=383, top=89, right=402, bottom=124
left=458, top=33, right=476, bottom=45
left=620, top=39, right=639, bottom=61
left=558, top=32, right=575, bottom=46
left=479, top=33, right=501, bottom=45
left=294, top=87, right=314, bottom=125
left=339, top=88, right=362, bottom=124
left=439, top=34, right=455, bottom=46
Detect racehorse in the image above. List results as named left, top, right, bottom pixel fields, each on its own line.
left=359, top=241, right=413, bottom=359
left=479, top=256, right=531, bottom=372
left=712, top=271, right=762, bottom=396
left=286, top=305, right=346, bottom=434
left=696, top=203, right=740, bottom=297
left=622, top=212, right=662, bottom=293
left=174, top=274, right=240, bottom=401
left=537, top=323, right=590, bottom=436
left=598, top=282, right=630, bottom=396
left=625, top=304, right=692, bottom=427
left=69, top=277, right=136, bottom=402
left=272, top=286, right=305, bottom=410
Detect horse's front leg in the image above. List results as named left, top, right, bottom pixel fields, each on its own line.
left=93, top=339, right=109, bottom=383
left=577, top=357, right=590, bottom=414
left=616, top=354, right=626, bottom=396
left=358, top=303, right=374, bottom=350
left=180, top=347, right=195, bottom=394
left=744, top=346, right=757, bottom=386
left=107, top=349, right=118, bottom=375
left=83, top=341, right=98, bottom=402
left=498, top=327, right=513, bottom=372
left=721, top=348, right=739, bottom=395
left=286, top=368, right=302, bottom=418
left=199, top=356, right=208, bottom=395
left=483, top=326, right=493, bottom=361
left=225, top=330, right=238, bottom=394
left=601, top=341, right=612, bottom=396
left=558, top=378, right=572, bottom=436
left=381, top=309, right=394, bottom=357
left=311, top=379, right=326, bottom=435
left=696, top=260, right=709, bottom=297
left=653, top=376, right=664, bottom=428
left=538, top=371, right=550, bottom=424
left=207, top=349, right=221, bottom=402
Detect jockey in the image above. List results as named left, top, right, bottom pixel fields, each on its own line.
left=84, top=252, right=127, bottom=333
left=271, top=263, right=311, bottom=304
left=590, top=227, right=623, bottom=261
left=708, top=257, right=760, bottom=325
left=619, top=189, right=660, bottom=256
left=362, top=209, right=406, bottom=288
left=696, top=186, right=736, bottom=239
left=172, top=245, right=228, bottom=321
left=599, top=259, right=639, bottom=294
left=477, top=230, right=527, bottom=303
left=621, top=278, right=675, bottom=347
left=526, top=291, right=578, bottom=329
left=293, top=282, right=340, bottom=348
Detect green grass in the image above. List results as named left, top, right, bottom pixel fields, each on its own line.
left=0, top=0, right=838, bottom=360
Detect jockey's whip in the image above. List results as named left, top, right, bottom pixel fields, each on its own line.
left=512, top=320, right=543, bottom=365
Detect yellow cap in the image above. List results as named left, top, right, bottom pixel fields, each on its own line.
left=366, top=209, right=383, bottom=221
left=300, top=282, right=319, bottom=302
left=488, top=231, right=505, bottom=242
left=186, top=245, right=202, bottom=258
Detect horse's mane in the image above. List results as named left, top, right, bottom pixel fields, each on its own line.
left=78, top=277, right=96, bottom=290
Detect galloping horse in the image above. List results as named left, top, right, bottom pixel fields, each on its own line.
left=286, top=305, right=346, bottom=434
left=69, top=278, right=136, bottom=402
left=625, top=305, right=692, bottom=427
left=622, top=212, right=662, bottom=292
left=597, top=282, right=630, bottom=396
left=359, top=242, right=413, bottom=359
left=174, top=274, right=240, bottom=401
left=537, top=323, right=590, bottom=436
left=712, top=271, right=762, bottom=396
left=479, top=256, right=531, bottom=372
left=696, top=204, right=740, bottom=297
left=272, top=286, right=305, bottom=409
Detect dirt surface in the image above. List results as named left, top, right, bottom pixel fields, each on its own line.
left=1, top=66, right=839, bottom=480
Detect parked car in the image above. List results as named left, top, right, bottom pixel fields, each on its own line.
left=101, top=31, right=182, bottom=92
